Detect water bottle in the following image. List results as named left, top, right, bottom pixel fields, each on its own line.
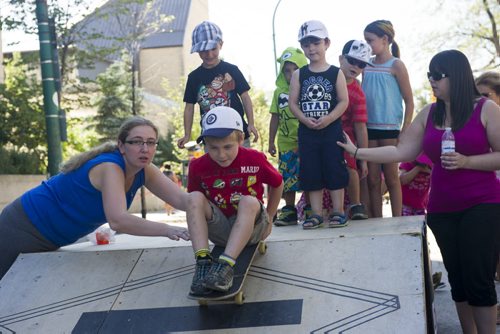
left=441, top=127, right=455, bottom=153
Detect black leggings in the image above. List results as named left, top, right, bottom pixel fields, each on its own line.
left=0, top=198, right=58, bottom=280
left=427, top=203, right=500, bottom=306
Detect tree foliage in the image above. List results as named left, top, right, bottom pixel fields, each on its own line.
left=93, top=53, right=138, bottom=141
left=0, top=53, right=47, bottom=173
left=427, top=0, right=499, bottom=71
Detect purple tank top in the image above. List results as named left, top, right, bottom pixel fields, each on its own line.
left=422, top=98, right=500, bottom=213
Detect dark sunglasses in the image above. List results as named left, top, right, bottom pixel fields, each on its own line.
left=427, top=71, right=448, bottom=81
left=345, top=57, right=367, bottom=69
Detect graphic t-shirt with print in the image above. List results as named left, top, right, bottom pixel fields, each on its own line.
left=187, top=147, right=283, bottom=218
left=184, top=60, right=251, bottom=138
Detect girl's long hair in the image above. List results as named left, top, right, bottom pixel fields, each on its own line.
left=429, top=50, right=480, bottom=130
left=364, top=20, right=400, bottom=58
left=60, top=116, right=158, bottom=173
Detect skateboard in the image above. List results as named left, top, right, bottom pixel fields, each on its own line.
left=188, top=241, right=267, bottom=305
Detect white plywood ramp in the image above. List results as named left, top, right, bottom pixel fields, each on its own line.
left=0, top=216, right=432, bottom=333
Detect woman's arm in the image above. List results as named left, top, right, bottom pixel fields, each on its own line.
left=92, top=163, right=189, bottom=240
left=445, top=99, right=500, bottom=171
left=338, top=104, right=431, bottom=163
left=144, top=164, right=189, bottom=211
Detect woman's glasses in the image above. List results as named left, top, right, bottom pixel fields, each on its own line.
left=125, top=140, right=158, bottom=148
left=427, top=71, right=448, bottom=81
left=345, top=57, right=367, bottom=69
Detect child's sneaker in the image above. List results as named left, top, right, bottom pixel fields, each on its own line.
left=304, top=204, right=313, bottom=220
left=274, top=205, right=298, bottom=226
left=203, top=258, right=234, bottom=292
left=189, top=258, right=212, bottom=296
left=350, top=204, right=368, bottom=220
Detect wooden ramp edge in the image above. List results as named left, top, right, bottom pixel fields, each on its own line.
left=0, top=216, right=433, bottom=334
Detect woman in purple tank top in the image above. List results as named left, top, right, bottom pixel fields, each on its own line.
left=338, top=50, right=500, bottom=333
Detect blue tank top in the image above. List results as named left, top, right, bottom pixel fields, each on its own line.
left=21, top=150, right=145, bottom=247
left=362, top=57, right=403, bottom=130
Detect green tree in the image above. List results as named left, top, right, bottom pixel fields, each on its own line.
left=93, top=54, right=137, bottom=141
left=0, top=53, right=47, bottom=173
left=426, top=0, right=499, bottom=71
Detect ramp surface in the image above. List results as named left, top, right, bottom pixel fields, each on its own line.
left=0, top=216, right=429, bottom=333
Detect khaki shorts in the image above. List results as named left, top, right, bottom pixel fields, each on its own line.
left=207, top=201, right=268, bottom=247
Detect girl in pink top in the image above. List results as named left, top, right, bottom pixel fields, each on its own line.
left=338, top=50, right=500, bottom=333
left=399, top=153, right=432, bottom=216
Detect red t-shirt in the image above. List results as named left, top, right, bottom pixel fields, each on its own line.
left=341, top=80, right=368, bottom=142
left=187, top=147, right=283, bottom=217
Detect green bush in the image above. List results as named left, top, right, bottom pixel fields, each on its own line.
left=0, top=147, right=45, bottom=174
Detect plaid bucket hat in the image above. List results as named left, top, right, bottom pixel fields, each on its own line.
left=191, top=21, right=223, bottom=53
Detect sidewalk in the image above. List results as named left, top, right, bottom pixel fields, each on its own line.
left=141, top=203, right=500, bottom=334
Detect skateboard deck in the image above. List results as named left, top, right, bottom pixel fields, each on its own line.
left=188, top=241, right=266, bottom=305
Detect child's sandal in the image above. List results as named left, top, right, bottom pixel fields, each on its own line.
left=302, top=214, right=323, bottom=230
left=327, top=212, right=348, bottom=228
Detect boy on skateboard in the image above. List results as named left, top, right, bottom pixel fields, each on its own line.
left=186, top=106, right=283, bottom=296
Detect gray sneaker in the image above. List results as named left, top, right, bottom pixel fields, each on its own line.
left=203, top=258, right=234, bottom=292
left=189, top=258, right=212, bottom=296
left=350, top=204, right=368, bottom=220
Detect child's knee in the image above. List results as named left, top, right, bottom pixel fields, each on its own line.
left=238, top=195, right=260, bottom=211
left=187, top=191, right=207, bottom=207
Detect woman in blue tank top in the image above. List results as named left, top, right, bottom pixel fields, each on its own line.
left=0, top=117, right=190, bottom=280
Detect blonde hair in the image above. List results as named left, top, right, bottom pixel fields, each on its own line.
left=204, top=130, right=244, bottom=144
left=475, top=71, right=500, bottom=95
left=364, top=20, right=400, bottom=58
left=60, top=116, right=158, bottom=173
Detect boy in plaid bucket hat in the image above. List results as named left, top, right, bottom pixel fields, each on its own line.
left=178, top=21, right=259, bottom=150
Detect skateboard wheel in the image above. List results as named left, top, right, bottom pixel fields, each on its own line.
left=235, top=291, right=244, bottom=305
left=198, top=300, right=208, bottom=306
left=258, top=241, right=267, bottom=254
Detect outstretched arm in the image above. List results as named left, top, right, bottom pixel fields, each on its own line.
left=338, top=104, right=430, bottom=164
left=92, top=163, right=189, bottom=241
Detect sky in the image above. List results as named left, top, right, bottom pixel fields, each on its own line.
left=1, top=0, right=481, bottom=95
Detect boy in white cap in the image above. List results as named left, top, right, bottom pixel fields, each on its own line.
left=289, top=20, right=349, bottom=229
left=178, top=21, right=259, bottom=150
left=186, top=106, right=283, bottom=295
left=339, top=40, right=372, bottom=220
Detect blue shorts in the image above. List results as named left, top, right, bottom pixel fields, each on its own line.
left=278, top=149, right=300, bottom=193
left=298, top=123, right=349, bottom=191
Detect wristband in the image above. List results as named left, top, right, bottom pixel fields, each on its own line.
left=354, top=147, right=359, bottom=160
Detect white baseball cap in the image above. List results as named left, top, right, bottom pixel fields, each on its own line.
left=342, top=40, right=373, bottom=66
left=197, top=106, right=243, bottom=143
left=298, top=20, right=329, bottom=42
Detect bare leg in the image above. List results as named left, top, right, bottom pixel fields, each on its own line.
left=456, top=302, right=478, bottom=334
left=379, top=138, right=402, bottom=217
left=360, top=176, right=372, bottom=218
left=223, top=195, right=260, bottom=259
left=367, top=160, right=382, bottom=218
left=346, top=167, right=360, bottom=204
left=471, top=305, right=496, bottom=334
left=283, top=191, right=296, bottom=207
left=186, top=191, right=212, bottom=252
left=308, top=190, right=323, bottom=218
left=329, top=189, right=345, bottom=215
left=383, top=161, right=402, bottom=217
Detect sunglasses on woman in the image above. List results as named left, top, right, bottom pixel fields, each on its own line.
left=427, top=71, right=448, bottom=81
left=345, top=57, right=367, bottom=69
